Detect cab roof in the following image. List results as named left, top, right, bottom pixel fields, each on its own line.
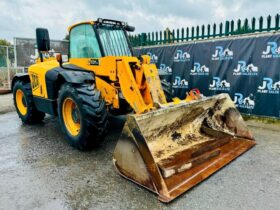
left=68, top=21, right=95, bottom=32
left=68, top=18, right=129, bottom=32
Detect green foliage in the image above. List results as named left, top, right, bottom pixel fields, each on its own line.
left=0, top=39, right=11, bottom=46
left=234, top=25, right=252, bottom=34
left=0, top=39, right=13, bottom=67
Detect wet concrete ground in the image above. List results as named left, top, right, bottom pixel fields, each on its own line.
left=0, top=111, right=280, bottom=210
left=0, top=93, right=14, bottom=114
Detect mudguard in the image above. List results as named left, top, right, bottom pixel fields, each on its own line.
left=45, top=64, right=95, bottom=99
left=11, top=73, right=30, bottom=90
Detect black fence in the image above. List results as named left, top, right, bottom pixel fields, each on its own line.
left=134, top=33, right=280, bottom=118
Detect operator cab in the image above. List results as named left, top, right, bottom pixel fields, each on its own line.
left=69, top=18, right=135, bottom=59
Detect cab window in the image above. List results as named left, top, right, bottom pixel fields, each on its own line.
left=70, top=24, right=101, bottom=58
left=97, top=25, right=132, bottom=56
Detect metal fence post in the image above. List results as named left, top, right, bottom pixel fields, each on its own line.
left=196, top=26, right=199, bottom=39
left=267, top=15, right=271, bottom=31
left=14, top=38, right=17, bottom=68
left=191, top=27, right=194, bottom=40
left=259, top=16, right=263, bottom=32
left=201, top=25, right=205, bottom=39
left=207, top=24, right=210, bottom=38
left=213, top=24, right=216, bottom=38
left=275, top=14, right=280, bottom=30
left=230, top=20, right=234, bottom=35
left=219, top=23, right=223, bottom=37
left=164, top=30, right=167, bottom=44
left=225, top=21, right=229, bottom=36
left=140, top=33, right=147, bottom=46
left=6, top=46, right=10, bottom=89
left=237, top=19, right=241, bottom=33
left=186, top=27, right=189, bottom=41
left=244, top=18, right=249, bottom=32
left=155, top=32, right=158, bottom=45
left=251, top=17, right=256, bottom=32
left=176, top=29, right=180, bottom=43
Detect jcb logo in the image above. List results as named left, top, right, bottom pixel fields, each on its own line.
left=30, top=73, right=39, bottom=90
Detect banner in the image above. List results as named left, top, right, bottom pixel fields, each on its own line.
left=134, top=34, right=280, bottom=118
left=14, top=38, right=69, bottom=67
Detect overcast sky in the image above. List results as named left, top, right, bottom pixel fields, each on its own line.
left=1, top=0, right=279, bottom=42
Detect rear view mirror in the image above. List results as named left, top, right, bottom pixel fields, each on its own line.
left=124, top=25, right=135, bottom=32
left=36, top=28, right=50, bottom=52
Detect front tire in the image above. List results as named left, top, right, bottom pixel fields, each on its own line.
left=13, top=80, right=45, bottom=124
left=58, top=83, right=109, bottom=150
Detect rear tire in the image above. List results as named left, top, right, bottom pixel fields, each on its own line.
left=13, top=80, right=45, bottom=124
left=58, top=83, right=109, bottom=150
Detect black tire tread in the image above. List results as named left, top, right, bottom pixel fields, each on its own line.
left=58, top=83, right=109, bottom=150
left=13, top=80, right=45, bottom=124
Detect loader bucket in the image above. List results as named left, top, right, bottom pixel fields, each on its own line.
left=113, top=93, right=255, bottom=203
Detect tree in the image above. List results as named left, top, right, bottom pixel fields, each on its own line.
left=0, top=39, right=11, bottom=46
left=0, top=39, right=13, bottom=67
left=234, top=24, right=252, bottom=34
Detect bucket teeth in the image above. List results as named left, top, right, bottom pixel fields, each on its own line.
left=113, top=93, right=256, bottom=202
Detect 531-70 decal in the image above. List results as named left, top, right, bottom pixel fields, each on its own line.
left=89, top=59, right=99, bottom=65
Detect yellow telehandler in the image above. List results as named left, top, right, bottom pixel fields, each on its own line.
left=12, top=18, right=255, bottom=202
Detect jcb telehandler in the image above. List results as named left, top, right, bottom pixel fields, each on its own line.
left=12, top=18, right=255, bottom=202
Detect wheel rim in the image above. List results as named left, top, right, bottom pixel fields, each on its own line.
left=62, top=97, right=81, bottom=136
left=16, top=89, right=27, bottom=116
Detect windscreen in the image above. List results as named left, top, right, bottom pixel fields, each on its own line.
left=97, top=26, right=132, bottom=56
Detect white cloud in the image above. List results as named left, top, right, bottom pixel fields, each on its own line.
left=0, top=0, right=279, bottom=42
